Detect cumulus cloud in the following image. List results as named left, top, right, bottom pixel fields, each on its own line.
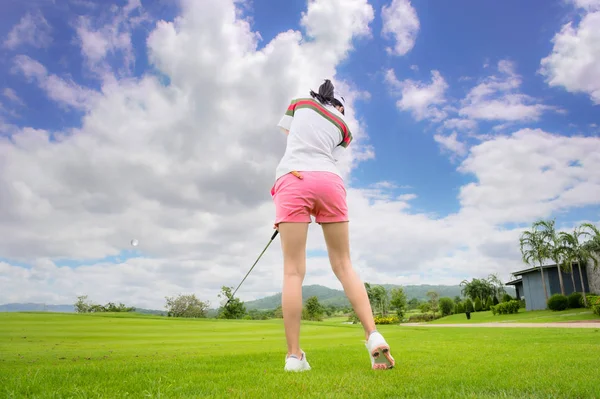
left=539, top=3, right=600, bottom=104
left=74, top=0, right=151, bottom=79
left=385, top=69, right=448, bottom=121
left=11, top=55, right=99, bottom=111
left=434, top=131, right=468, bottom=159
left=457, top=128, right=600, bottom=224
left=460, top=60, right=558, bottom=121
left=381, top=0, right=420, bottom=56
left=3, top=10, right=52, bottom=50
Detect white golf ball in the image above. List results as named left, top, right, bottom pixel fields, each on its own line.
left=131, top=239, right=139, bottom=247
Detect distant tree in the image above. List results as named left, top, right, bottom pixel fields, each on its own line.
left=465, top=298, right=474, bottom=313
left=217, top=286, right=246, bottom=319
left=370, top=285, right=389, bottom=316
left=74, top=295, right=92, bottom=313
left=407, top=298, right=420, bottom=310
left=418, top=302, right=431, bottom=313
left=485, top=296, right=493, bottom=311
left=454, top=296, right=462, bottom=304
left=493, top=295, right=499, bottom=306
left=304, top=296, right=324, bottom=321
left=474, top=297, right=483, bottom=312
left=427, top=290, right=440, bottom=316
left=390, top=287, right=407, bottom=318
left=455, top=302, right=465, bottom=314
left=165, top=293, right=209, bottom=318
left=439, top=297, right=454, bottom=317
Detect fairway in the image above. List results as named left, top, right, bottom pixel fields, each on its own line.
left=1, top=313, right=599, bottom=398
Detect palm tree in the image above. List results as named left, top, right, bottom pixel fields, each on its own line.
left=519, top=227, right=549, bottom=301
left=559, top=226, right=597, bottom=307
left=581, top=223, right=600, bottom=259
left=487, top=273, right=507, bottom=300
left=558, top=231, right=579, bottom=293
left=534, top=219, right=566, bottom=296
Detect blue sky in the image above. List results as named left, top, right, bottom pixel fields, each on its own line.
left=0, top=0, right=599, bottom=307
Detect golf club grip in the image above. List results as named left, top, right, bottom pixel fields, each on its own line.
left=271, top=230, right=279, bottom=240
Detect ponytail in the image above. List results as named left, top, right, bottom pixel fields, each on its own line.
left=310, top=79, right=336, bottom=106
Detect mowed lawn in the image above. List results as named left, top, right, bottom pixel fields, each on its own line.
left=1, top=312, right=599, bottom=398
left=428, top=307, right=600, bottom=324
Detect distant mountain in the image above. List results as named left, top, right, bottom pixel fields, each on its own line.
left=0, top=303, right=75, bottom=312
left=244, top=284, right=516, bottom=310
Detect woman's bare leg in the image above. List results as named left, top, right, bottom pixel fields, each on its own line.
left=321, top=222, right=376, bottom=339
left=278, top=222, right=309, bottom=358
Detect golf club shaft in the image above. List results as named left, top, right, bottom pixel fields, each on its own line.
left=229, top=230, right=279, bottom=301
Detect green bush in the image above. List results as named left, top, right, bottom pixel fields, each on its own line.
left=465, top=299, right=474, bottom=313
left=491, top=300, right=520, bottom=315
left=455, top=302, right=465, bottom=314
left=374, top=315, right=400, bottom=325
left=502, top=293, right=513, bottom=303
left=474, top=297, right=483, bottom=312
left=485, top=296, right=493, bottom=311
left=439, top=297, right=454, bottom=317
left=407, top=313, right=442, bottom=322
left=568, top=292, right=583, bottom=309
left=547, top=294, right=569, bottom=311
left=586, top=295, right=600, bottom=316
left=493, top=296, right=499, bottom=306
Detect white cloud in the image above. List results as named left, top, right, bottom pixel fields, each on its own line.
left=434, top=131, right=468, bottom=159
left=11, top=55, right=99, bottom=111
left=443, top=118, right=477, bottom=132
left=385, top=69, right=448, bottom=121
left=539, top=6, right=600, bottom=105
left=3, top=10, right=52, bottom=50
left=460, top=60, right=558, bottom=121
left=3, top=88, right=25, bottom=107
left=1, top=0, right=599, bottom=310
left=457, top=128, right=600, bottom=224
left=569, top=0, right=600, bottom=11
left=74, top=0, right=150, bottom=79
left=381, top=0, right=420, bottom=56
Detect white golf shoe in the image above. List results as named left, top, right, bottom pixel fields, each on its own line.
left=365, top=331, right=395, bottom=370
left=284, top=351, right=311, bottom=372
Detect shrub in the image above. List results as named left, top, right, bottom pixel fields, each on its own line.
left=407, top=313, right=442, bottom=323
left=547, top=294, right=569, bottom=311
left=485, top=296, right=493, bottom=311
left=586, top=295, right=600, bottom=315
left=474, top=297, right=483, bottom=312
left=465, top=299, right=474, bottom=313
left=568, top=292, right=583, bottom=309
left=502, top=293, right=513, bottom=303
left=493, top=296, right=499, bottom=306
left=491, top=300, right=520, bottom=315
left=374, top=315, right=399, bottom=325
left=455, top=302, right=465, bottom=314
left=439, top=297, right=454, bottom=317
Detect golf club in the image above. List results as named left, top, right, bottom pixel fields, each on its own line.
left=222, top=230, right=279, bottom=307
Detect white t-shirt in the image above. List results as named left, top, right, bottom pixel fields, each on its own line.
left=274, top=97, right=353, bottom=181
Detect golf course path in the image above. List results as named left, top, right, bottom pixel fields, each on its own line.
left=401, top=321, right=600, bottom=328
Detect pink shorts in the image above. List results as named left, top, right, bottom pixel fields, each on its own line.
left=271, top=171, right=349, bottom=227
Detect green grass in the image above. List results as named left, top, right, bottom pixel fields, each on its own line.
left=428, top=307, right=600, bottom=324
left=1, top=312, right=599, bottom=398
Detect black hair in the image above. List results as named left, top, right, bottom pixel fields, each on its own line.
left=310, top=79, right=344, bottom=114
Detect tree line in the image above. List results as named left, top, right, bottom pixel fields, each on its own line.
left=519, top=219, right=600, bottom=307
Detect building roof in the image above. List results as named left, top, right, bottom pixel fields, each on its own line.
left=510, top=264, right=560, bottom=276
left=505, top=278, right=522, bottom=286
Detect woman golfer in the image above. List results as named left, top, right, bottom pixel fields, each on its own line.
left=271, top=79, right=395, bottom=371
